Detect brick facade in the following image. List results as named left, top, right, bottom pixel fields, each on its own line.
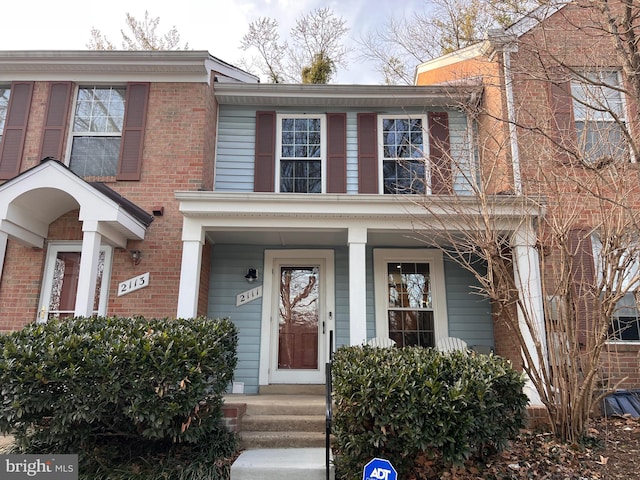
left=0, top=53, right=247, bottom=330
left=416, top=1, right=640, bottom=389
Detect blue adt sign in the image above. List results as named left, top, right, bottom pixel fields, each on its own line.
left=363, top=457, right=397, bottom=480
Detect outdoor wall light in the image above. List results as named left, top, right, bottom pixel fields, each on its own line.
left=130, top=250, right=142, bottom=266
left=245, top=268, right=258, bottom=283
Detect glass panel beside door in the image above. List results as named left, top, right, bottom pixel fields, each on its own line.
left=387, top=262, right=434, bottom=347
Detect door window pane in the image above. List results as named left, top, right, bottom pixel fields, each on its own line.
left=48, top=251, right=105, bottom=320
left=278, top=267, right=319, bottom=369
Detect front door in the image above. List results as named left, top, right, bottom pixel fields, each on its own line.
left=38, top=242, right=113, bottom=321
left=260, top=250, right=334, bottom=385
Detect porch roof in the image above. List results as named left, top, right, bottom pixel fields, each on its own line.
left=175, top=191, right=545, bottom=246
left=0, top=159, right=153, bottom=248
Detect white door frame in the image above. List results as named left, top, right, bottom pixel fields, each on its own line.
left=38, top=241, right=113, bottom=322
left=259, top=249, right=335, bottom=385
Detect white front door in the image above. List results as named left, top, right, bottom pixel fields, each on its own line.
left=259, top=250, right=335, bottom=385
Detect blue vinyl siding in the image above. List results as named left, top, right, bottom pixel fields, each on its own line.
left=215, top=106, right=476, bottom=194
left=208, top=245, right=493, bottom=393
left=443, top=257, right=494, bottom=348
left=208, top=245, right=265, bottom=393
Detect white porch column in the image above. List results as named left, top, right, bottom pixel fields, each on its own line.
left=0, top=232, right=7, bottom=286
left=74, top=227, right=102, bottom=317
left=176, top=219, right=204, bottom=319
left=348, top=227, right=368, bottom=345
left=512, top=222, right=546, bottom=405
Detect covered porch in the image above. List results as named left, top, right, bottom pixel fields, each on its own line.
left=175, top=192, right=545, bottom=396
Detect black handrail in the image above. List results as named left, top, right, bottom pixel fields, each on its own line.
left=326, top=329, right=334, bottom=480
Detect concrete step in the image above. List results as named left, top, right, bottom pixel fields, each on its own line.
left=239, top=431, right=328, bottom=449
left=230, top=448, right=334, bottom=480
left=259, top=384, right=326, bottom=395
left=241, top=395, right=325, bottom=416
left=226, top=393, right=329, bottom=449
left=242, top=414, right=325, bottom=432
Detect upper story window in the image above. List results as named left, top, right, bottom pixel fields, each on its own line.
left=69, top=86, right=126, bottom=177
left=0, top=87, right=10, bottom=146
left=276, top=115, right=326, bottom=193
left=379, top=115, right=427, bottom=194
left=571, top=71, right=627, bottom=164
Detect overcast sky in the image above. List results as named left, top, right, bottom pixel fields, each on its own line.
left=1, top=0, right=428, bottom=84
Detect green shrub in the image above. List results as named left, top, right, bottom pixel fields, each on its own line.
left=0, top=316, right=238, bottom=454
left=331, top=345, right=528, bottom=478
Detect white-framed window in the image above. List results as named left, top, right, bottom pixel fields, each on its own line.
left=373, top=249, right=448, bottom=347
left=68, top=85, right=126, bottom=177
left=38, top=242, right=113, bottom=322
left=275, top=114, right=326, bottom=193
left=0, top=86, right=10, bottom=146
left=610, top=293, right=640, bottom=342
left=571, top=71, right=627, bottom=164
left=591, top=234, right=640, bottom=342
left=378, top=115, right=428, bottom=194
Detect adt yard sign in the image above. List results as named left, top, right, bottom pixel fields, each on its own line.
left=363, top=458, right=397, bottom=480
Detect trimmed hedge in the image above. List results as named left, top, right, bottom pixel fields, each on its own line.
left=331, top=345, right=528, bottom=478
left=0, top=316, right=238, bottom=452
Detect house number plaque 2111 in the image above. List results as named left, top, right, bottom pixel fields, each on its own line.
left=236, top=286, right=263, bottom=306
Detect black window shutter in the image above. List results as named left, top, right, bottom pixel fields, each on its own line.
left=39, top=82, right=73, bottom=161
left=116, top=82, right=149, bottom=181
left=429, top=111, right=451, bottom=195
left=327, top=113, right=347, bottom=193
left=357, top=113, right=378, bottom=193
left=254, top=111, right=276, bottom=192
left=0, top=81, right=34, bottom=180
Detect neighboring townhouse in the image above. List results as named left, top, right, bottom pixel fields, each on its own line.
left=416, top=1, right=640, bottom=388
left=0, top=50, right=257, bottom=326
left=0, top=50, right=545, bottom=396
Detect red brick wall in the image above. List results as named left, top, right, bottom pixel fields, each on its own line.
left=417, top=2, right=640, bottom=388
left=0, top=81, right=212, bottom=329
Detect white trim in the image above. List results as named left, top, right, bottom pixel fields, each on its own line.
left=414, top=42, right=486, bottom=82
left=38, top=241, right=113, bottom=322
left=65, top=85, right=124, bottom=169
left=0, top=51, right=258, bottom=85
left=275, top=114, right=327, bottom=194
left=373, top=249, right=448, bottom=344
left=377, top=114, right=429, bottom=195
left=259, top=249, right=335, bottom=385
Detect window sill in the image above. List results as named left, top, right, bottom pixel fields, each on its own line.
left=82, top=176, right=117, bottom=183
left=605, top=341, right=640, bottom=352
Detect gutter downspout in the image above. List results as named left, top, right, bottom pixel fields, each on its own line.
left=486, top=29, right=522, bottom=195
left=503, top=45, right=523, bottom=195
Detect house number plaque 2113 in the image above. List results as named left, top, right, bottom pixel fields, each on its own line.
left=118, top=272, right=150, bottom=296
